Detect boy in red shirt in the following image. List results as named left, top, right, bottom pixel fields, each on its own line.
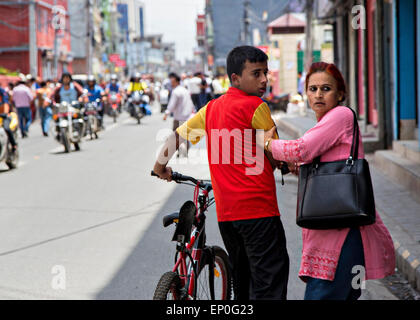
left=153, top=46, right=289, bottom=300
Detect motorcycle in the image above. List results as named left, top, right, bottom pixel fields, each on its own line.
left=83, top=98, right=102, bottom=140
left=108, top=92, right=121, bottom=123
left=0, top=112, right=19, bottom=169
left=127, top=91, right=151, bottom=124
left=52, top=101, right=85, bottom=153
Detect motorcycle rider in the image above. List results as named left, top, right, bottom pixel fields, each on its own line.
left=0, top=86, right=17, bottom=152
left=105, top=74, right=121, bottom=94
left=126, top=72, right=147, bottom=96
left=85, top=75, right=105, bottom=129
left=49, top=72, right=84, bottom=143
left=105, top=74, right=123, bottom=113
left=50, top=72, right=84, bottom=104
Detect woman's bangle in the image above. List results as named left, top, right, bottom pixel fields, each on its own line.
left=264, top=138, right=272, bottom=151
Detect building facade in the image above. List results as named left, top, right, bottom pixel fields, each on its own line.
left=0, top=0, right=72, bottom=79
left=314, top=0, right=419, bottom=151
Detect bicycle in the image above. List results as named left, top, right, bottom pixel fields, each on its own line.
left=151, top=170, right=232, bottom=300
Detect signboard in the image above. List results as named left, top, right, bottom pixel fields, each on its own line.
left=196, top=14, right=205, bottom=39
left=115, top=59, right=126, bottom=67
left=109, top=54, right=120, bottom=63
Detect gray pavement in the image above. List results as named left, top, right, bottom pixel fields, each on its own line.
left=0, top=104, right=398, bottom=299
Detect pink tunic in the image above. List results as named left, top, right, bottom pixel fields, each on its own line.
left=271, top=106, right=395, bottom=281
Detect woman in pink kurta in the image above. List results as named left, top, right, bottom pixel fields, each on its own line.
left=265, top=62, right=395, bottom=300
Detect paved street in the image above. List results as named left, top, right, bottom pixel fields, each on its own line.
left=0, top=103, right=397, bottom=300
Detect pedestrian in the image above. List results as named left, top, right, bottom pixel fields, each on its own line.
left=187, top=72, right=202, bottom=111
left=212, top=74, right=224, bottom=99
left=153, top=46, right=290, bottom=300
left=163, top=72, right=195, bottom=157
left=297, top=71, right=305, bottom=96
left=197, top=73, right=212, bottom=110
left=36, top=81, right=53, bottom=136
left=264, top=62, right=395, bottom=300
left=12, top=76, right=34, bottom=138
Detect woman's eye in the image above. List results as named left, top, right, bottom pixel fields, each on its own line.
left=309, top=87, right=317, bottom=92
left=322, top=86, right=331, bottom=91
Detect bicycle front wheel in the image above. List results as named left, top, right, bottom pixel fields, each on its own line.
left=153, top=271, right=183, bottom=300
left=196, top=245, right=232, bottom=300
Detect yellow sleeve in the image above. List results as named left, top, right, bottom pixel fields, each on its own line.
left=251, top=102, right=279, bottom=139
left=176, top=104, right=207, bottom=145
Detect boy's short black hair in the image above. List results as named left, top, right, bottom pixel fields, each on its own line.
left=169, top=72, right=180, bottom=83
left=226, top=46, right=268, bottom=82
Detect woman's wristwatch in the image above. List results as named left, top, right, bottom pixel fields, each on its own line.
left=264, top=138, right=272, bottom=151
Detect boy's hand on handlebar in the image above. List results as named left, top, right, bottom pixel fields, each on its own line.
left=154, top=166, right=173, bottom=182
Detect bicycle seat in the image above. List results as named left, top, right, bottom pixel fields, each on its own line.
left=163, top=212, right=179, bottom=227
left=172, top=200, right=196, bottom=243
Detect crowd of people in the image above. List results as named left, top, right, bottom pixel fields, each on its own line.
left=0, top=70, right=231, bottom=149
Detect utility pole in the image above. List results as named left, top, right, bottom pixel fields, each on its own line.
left=52, top=0, right=59, bottom=79
left=29, top=0, right=37, bottom=77
left=243, top=0, right=251, bottom=45
left=86, top=0, right=92, bottom=75
left=304, top=0, right=313, bottom=72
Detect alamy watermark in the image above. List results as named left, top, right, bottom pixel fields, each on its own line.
left=51, top=5, right=66, bottom=31
left=351, top=5, right=366, bottom=30
left=155, top=128, right=267, bottom=176
left=51, top=265, right=66, bottom=290
left=351, top=265, right=366, bottom=290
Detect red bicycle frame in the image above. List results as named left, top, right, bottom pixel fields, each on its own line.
left=171, top=187, right=210, bottom=299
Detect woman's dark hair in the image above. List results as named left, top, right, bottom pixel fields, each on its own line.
left=305, top=62, right=347, bottom=102
left=168, top=72, right=180, bottom=83
left=226, top=46, right=268, bottom=82
left=60, top=72, right=73, bottom=83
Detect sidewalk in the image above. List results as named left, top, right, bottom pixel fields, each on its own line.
left=272, top=110, right=420, bottom=296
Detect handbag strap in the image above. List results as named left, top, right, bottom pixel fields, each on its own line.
left=312, top=107, right=359, bottom=165
left=348, top=107, right=359, bottom=162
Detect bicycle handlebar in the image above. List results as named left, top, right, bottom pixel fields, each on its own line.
left=151, top=170, right=211, bottom=190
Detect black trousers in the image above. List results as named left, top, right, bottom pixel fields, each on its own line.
left=218, top=216, right=289, bottom=300
left=190, top=94, right=200, bottom=111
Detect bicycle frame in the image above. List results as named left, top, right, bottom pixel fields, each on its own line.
left=172, top=187, right=212, bottom=299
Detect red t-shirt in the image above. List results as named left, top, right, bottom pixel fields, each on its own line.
left=177, top=87, right=279, bottom=222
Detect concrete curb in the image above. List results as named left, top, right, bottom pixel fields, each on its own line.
left=274, top=115, right=420, bottom=291
left=394, top=240, right=420, bottom=290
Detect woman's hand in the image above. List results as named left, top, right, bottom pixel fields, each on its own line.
left=264, top=126, right=277, bottom=152
left=288, top=162, right=299, bottom=176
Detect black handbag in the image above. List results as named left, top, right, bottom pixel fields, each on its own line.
left=296, top=107, right=376, bottom=230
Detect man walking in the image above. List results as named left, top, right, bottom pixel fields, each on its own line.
left=12, top=76, right=34, bottom=138
left=163, top=72, right=195, bottom=157
left=186, top=72, right=202, bottom=111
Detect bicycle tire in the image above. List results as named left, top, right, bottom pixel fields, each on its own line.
left=153, top=271, right=183, bottom=300
left=196, top=245, right=232, bottom=300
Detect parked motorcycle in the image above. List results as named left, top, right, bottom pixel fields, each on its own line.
left=52, top=101, right=85, bottom=153
left=83, top=98, right=102, bottom=140
left=0, top=112, right=19, bottom=169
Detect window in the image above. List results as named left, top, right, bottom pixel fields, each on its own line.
left=324, top=29, right=333, bottom=43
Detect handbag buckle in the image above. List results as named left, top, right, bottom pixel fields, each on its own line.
left=346, top=156, right=354, bottom=166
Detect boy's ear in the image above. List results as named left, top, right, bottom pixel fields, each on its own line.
left=230, top=73, right=240, bottom=86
